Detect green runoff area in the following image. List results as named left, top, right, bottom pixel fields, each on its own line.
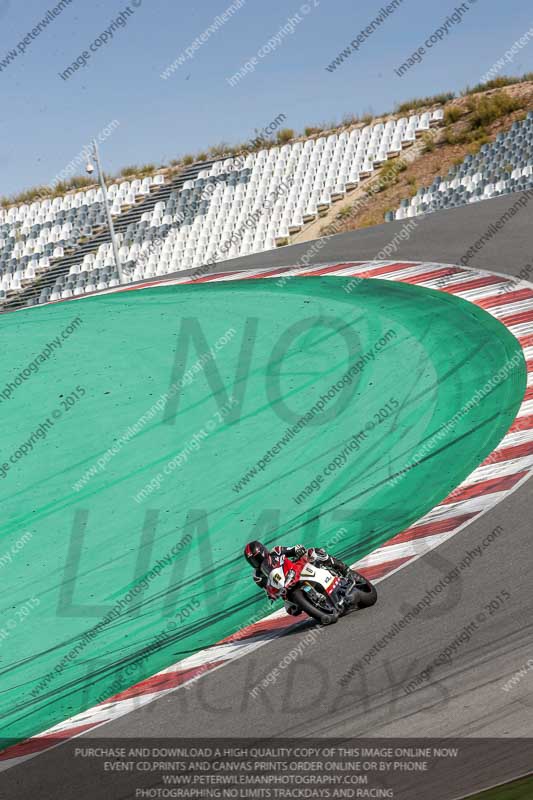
left=466, top=774, right=533, bottom=799
left=0, top=276, right=526, bottom=744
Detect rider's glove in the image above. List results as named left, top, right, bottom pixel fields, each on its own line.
left=334, top=559, right=351, bottom=576
left=293, top=544, right=306, bottom=558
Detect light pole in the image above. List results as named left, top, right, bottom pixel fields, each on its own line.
left=86, top=139, right=123, bottom=284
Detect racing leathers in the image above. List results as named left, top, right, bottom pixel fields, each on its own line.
left=253, top=545, right=351, bottom=616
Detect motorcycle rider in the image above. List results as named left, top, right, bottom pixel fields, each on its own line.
left=243, top=540, right=351, bottom=616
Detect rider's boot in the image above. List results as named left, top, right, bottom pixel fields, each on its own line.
left=284, top=600, right=302, bottom=616
left=328, top=556, right=351, bottom=576
left=311, top=548, right=350, bottom=577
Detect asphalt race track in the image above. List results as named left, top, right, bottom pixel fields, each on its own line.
left=2, top=193, right=533, bottom=799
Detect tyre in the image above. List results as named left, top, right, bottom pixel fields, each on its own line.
left=289, top=588, right=339, bottom=625
left=352, top=572, right=377, bottom=608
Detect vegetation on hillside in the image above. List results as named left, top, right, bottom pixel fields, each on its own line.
left=463, top=72, right=533, bottom=95
left=3, top=71, right=533, bottom=211
left=395, top=92, right=455, bottom=113
left=120, top=163, right=157, bottom=178
left=329, top=81, right=533, bottom=236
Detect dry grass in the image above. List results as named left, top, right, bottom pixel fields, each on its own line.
left=3, top=77, right=533, bottom=213
left=335, top=81, right=533, bottom=233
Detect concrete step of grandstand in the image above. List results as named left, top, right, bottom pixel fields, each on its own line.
left=2, top=159, right=219, bottom=311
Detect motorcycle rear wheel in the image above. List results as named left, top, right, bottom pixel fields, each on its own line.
left=290, top=588, right=339, bottom=625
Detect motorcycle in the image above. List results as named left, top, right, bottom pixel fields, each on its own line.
left=266, top=555, right=377, bottom=625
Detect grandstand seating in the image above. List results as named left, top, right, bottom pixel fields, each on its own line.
left=0, top=175, right=165, bottom=305
left=1, top=161, right=221, bottom=310
left=1, top=110, right=443, bottom=309
left=389, top=111, right=533, bottom=222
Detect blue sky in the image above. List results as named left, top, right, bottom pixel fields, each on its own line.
left=1, top=0, right=532, bottom=196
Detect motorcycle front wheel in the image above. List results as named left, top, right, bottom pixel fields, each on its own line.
left=289, top=587, right=339, bottom=625
left=351, top=572, right=377, bottom=608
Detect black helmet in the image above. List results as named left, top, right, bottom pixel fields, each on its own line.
left=244, top=540, right=269, bottom=570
